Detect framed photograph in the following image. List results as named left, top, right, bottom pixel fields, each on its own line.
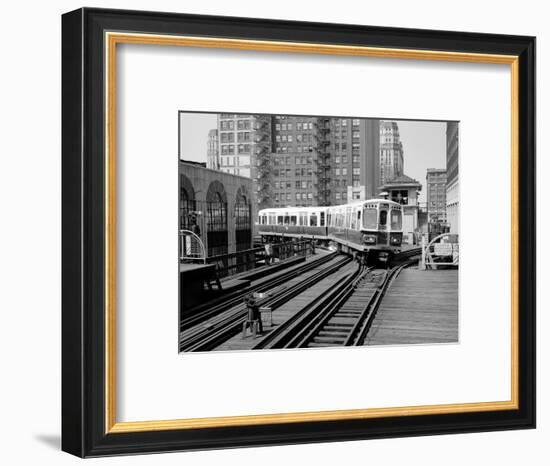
left=62, top=7, right=536, bottom=457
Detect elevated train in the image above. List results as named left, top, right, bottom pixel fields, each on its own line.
left=258, top=199, right=403, bottom=262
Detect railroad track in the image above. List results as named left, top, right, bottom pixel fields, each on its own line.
left=179, top=254, right=352, bottom=352
left=254, top=261, right=413, bottom=350
left=180, top=252, right=338, bottom=332
left=393, top=247, right=422, bottom=263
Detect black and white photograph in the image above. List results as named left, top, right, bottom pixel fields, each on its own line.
left=178, top=112, right=459, bottom=352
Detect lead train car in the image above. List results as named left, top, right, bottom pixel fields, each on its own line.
left=257, top=199, right=403, bottom=261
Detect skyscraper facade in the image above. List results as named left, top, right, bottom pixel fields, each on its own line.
left=271, top=116, right=380, bottom=207
left=446, top=121, right=459, bottom=234
left=426, top=168, right=447, bottom=224
left=379, top=121, right=404, bottom=187
left=213, top=114, right=380, bottom=208
left=206, top=129, right=219, bottom=170
left=216, top=114, right=256, bottom=178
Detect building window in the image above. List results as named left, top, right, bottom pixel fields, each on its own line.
left=352, top=119, right=360, bottom=126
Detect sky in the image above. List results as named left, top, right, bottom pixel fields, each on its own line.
left=395, top=120, right=447, bottom=204
left=179, top=112, right=217, bottom=162
left=179, top=113, right=448, bottom=204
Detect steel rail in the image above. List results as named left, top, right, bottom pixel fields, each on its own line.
left=179, top=255, right=352, bottom=352
left=257, top=260, right=416, bottom=350
left=253, top=264, right=368, bottom=350
left=180, top=252, right=337, bottom=332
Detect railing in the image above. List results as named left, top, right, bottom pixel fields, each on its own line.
left=206, top=239, right=315, bottom=278
left=179, top=230, right=206, bottom=264
left=420, top=233, right=459, bottom=269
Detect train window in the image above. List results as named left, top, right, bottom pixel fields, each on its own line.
left=284, top=215, right=290, bottom=225
left=379, top=210, right=388, bottom=226
left=290, top=216, right=297, bottom=226
left=310, top=215, right=318, bottom=227
left=350, top=210, right=356, bottom=230
left=391, top=210, right=402, bottom=229
left=320, top=212, right=325, bottom=227
left=363, top=208, right=377, bottom=229
left=277, top=216, right=284, bottom=225
left=269, top=214, right=275, bottom=225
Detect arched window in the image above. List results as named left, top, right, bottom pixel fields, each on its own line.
left=206, top=181, right=228, bottom=259
left=179, top=174, right=196, bottom=230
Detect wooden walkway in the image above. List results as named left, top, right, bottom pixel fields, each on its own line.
left=365, top=268, right=458, bottom=346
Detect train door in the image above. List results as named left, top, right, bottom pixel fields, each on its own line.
left=347, top=206, right=362, bottom=246
left=378, top=205, right=389, bottom=246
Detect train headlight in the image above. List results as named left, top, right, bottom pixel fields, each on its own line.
left=390, top=236, right=401, bottom=244
left=363, top=235, right=377, bottom=244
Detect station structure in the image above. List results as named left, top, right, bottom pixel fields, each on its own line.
left=380, top=174, right=422, bottom=245
left=179, top=160, right=254, bottom=259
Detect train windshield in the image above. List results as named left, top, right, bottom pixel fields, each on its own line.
left=363, top=207, right=377, bottom=229
left=391, top=209, right=402, bottom=230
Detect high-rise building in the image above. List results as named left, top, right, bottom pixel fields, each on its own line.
left=446, top=122, right=459, bottom=234
left=215, top=113, right=273, bottom=209
left=271, top=116, right=380, bottom=207
left=426, top=168, right=447, bottom=226
left=214, top=114, right=380, bottom=208
left=216, top=114, right=257, bottom=178
left=206, top=129, right=219, bottom=170
left=379, top=121, right=404, bottom=186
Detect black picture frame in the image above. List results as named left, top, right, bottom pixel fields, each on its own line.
left=62, top=7, right=536, bottom=458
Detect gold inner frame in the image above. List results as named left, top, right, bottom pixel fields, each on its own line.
left=104, top=31, right=520, bottom=434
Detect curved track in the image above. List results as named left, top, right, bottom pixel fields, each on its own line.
left=179, top=254, right=352, bottom=352
left=253, top=261, right=413, bottom=350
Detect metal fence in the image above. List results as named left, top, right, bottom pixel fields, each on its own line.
left=206, top=239, right=314, bottom=278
